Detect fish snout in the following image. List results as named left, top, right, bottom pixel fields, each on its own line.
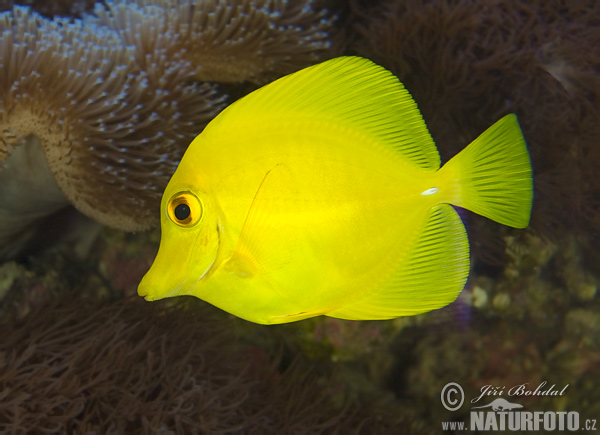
left=137, top=273, right=159, bottom=301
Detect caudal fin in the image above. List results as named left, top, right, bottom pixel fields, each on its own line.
left=439, top=114, right=533, bottom=228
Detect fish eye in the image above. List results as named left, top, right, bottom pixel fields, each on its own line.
left=167, top=191, right=203, bottom=227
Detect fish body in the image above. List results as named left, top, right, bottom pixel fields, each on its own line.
left=138, top=56, right=532, bottom=324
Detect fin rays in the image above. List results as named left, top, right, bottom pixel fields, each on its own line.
left=327, top=204, right=469, bottom=320
left=230, top=163, right=296, bottom=275
left=219, top=56, right=441, bottom=170
left=439, top=114, right=533, bottom=228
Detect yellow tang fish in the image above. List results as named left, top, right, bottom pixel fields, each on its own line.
left=138, top=56, right=532, bottom=324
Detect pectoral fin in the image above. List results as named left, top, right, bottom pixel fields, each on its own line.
left=226, top=163, right=297, bottom=278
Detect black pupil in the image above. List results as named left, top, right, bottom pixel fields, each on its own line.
left=174, top=203, right=191, bottom=221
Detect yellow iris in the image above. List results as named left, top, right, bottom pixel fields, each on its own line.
left=167, top=191, right=203, bottom=227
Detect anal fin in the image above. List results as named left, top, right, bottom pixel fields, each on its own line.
left=327, top=204, right=470, bottom=320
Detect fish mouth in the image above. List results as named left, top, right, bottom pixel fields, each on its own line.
left=138, top=276, right=184, bottom=301
left=155, top=280, right=188, bottom=300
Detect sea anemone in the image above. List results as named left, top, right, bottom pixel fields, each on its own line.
left=0, top=0, right=338, bottom=260
left=90, top=0, right=337, bottom=83
left=0, top=295, right=393, bottom=432
left=0, top=0, right=98, bottom=18
left=0, top=7, right=222, bottom=231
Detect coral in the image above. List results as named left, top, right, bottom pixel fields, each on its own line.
left=0, top=0, right=338, bottom=260
left=0, top=295, right=397, bottom=433
left=377, top=226, right=600, bottom=430
left=0, top=0, right=98, bottom=18
left=90, top=0, right=336, bottom=83
left=349, top=0, right=600, bottom=266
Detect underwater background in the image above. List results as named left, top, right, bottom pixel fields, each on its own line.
left=0, top=0, right=598, bottom=432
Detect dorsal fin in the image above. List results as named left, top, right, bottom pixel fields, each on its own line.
left=216, top=56, right=441, bottom=171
